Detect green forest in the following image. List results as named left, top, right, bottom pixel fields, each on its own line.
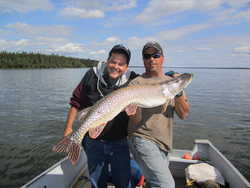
left=0, top=51, right=98, bottom=69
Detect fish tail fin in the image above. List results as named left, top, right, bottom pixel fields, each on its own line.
left=52, top=137, right=81, bottom=165
left=68, top=142, right=81, bottom=165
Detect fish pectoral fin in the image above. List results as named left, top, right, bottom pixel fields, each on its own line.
left=52, top=136, right=82, bottom=165
left=88, top=123, right=107, bottom=139
left=52, top=136, right=71, bottom=153
left=124, top=104, right=138, bottom=116
left=77, top=107, right=92, bottom=121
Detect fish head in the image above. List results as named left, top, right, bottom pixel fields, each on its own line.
left=163, top=73, right=193, bottom=97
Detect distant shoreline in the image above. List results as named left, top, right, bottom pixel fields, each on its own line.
left=1, top=65, right=250, bottom=70
left=0, top=51, right=98, bottom=69
left=130, top=66, right=250, bottom=70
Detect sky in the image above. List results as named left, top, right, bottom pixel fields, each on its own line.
left=0, top=0, right=250, bottom=67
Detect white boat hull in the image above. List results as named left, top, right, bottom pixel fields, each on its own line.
left=21, top=140, right=250, bottom=188
left=21, top=151, right=88, bottom=188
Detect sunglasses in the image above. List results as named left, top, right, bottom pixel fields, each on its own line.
left=143, top=53, right=161, bottom=59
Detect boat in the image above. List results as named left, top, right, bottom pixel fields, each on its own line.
left=21, top=139, right=250, bottom=188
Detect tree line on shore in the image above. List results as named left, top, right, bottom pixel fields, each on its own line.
left=0, top=51, right=98, bottom=69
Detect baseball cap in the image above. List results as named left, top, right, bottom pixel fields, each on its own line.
left=142, top=41, right=163, bottom=56
left=108, top=44, right=131, bottom=65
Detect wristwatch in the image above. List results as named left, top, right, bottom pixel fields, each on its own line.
left=175, top=91, right=183, bottom=98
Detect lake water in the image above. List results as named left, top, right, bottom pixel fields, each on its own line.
left=0, top=67, right=250, bottom=187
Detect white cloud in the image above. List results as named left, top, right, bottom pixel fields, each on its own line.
left=226, top=0, right=250, bottom=8
left=135, top=0, right=250, bottom=22
left=0, top=38, right=32, bottom=51
left=51, top=43, right=85, bottom=53
left=0, top=38, right=29, bottom=46
left=105, top=37, right=120, bottom=43
left=127, top=36, right=157, bottom=49
left=0, top=0, right=53, bottom=13
left=60, top=7, right=104, bottom=18
left=158, top=23, right=211, bottom=40
left=0, top=39, right=9, bottom=48
left=233, top=9, right=250, bottom=21
left=15, top=39, right=29, bottom=46
left=5, top=22, right=71, bottom=37
left=90, top=37, right=122, bottom=48
left=169, top=35, right=250, bottom=66
left=195, top=47, right=212, bottom=51
left=65, top=0, right=136, bottom=12
left=175, top=49, right=185, bottom=53
left=105, top=0, right=137, bottom=11
left=90, top=50, right=106, bottom=55
left=60, top=0, right=137, bottom=19
left=210, top=8, right=250, bottom=25
left=136, top=0, right=194, bottom=22
left=195, top=0, right=222, bottom=10
left=35, top=37, right=68, bottom=46
left=126, top=23, right=212, bottom=49
left=233, top=46, right=250, bottom=55
left=0, top=37, right=87, bottom=56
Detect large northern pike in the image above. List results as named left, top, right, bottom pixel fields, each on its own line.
left=53, top=73, right=193, bottom=165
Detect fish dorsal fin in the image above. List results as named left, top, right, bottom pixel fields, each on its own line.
left=77, top=107, right=92, bottom=121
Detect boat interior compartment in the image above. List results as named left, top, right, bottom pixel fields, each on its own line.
left=73, top=140, right=250, bottom=188
left=73, top=148, right=202, bottom=188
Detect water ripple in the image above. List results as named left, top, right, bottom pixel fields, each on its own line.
left=1, top=68, right=250, bottom=186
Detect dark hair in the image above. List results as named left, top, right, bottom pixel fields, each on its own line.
left=108, top=44, right=131, bottom=65
left=142, top=41, right=164, bottom=56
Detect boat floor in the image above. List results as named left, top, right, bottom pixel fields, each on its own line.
left=73, top=173, right=186, bottom=188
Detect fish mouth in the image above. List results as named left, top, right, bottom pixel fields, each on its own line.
left=179, top=73, right=193, bottom=81
left=175, top=73, right=193, bottom=86
left=166, top=73, right=193, bottom=96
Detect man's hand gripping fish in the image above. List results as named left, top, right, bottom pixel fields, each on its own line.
left=53, top=73, right=193, bottom=165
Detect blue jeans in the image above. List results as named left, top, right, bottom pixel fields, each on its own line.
left=128, top=136, right=175, bottom=188
left=83, top=136, right=132, bottom=188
